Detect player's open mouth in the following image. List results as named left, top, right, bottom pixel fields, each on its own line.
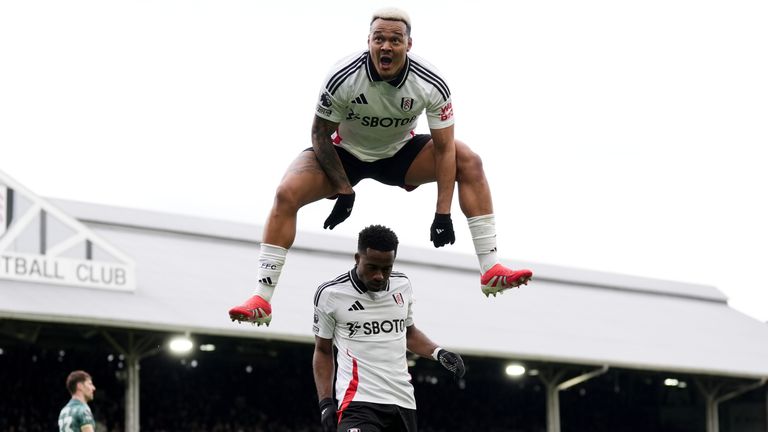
left=380, top=56, right=392, bottom=66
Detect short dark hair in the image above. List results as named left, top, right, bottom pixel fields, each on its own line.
left=358, top=225, right=399, bottom=254
left=66, top=370, right=91, bottom=395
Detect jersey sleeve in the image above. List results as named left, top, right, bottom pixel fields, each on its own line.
left=417, top=57, right=454, bottom=130
left=405, top=281, right=414, bottom=327
left=315, top=87, right=348, bottom=123
left=80, top=408, right=95, bottom=428
left=313, top=288, right=336, bottom=339
left=425, top=91, right=454, bottom=130
left=314, top=53, right=360, bottom=123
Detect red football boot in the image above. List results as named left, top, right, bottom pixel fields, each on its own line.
left=228, top=295, right=272, bottom=326
left=480, top=264, right=533, bottom=297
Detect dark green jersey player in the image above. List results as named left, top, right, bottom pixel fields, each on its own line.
left=58, top=370, right=97, bottom=432
left=58, top=398, right=95, bottom=432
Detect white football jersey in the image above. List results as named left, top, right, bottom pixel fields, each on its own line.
left=313, top=268, right=416, bottom=409
left=315, top=50, right=455, bottom=162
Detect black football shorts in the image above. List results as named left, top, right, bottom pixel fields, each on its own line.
left=305, top=134, right=431, bottom=191
left=337, top=401, right=417, bottom=432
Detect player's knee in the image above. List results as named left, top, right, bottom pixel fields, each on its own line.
left=274, top=177, right=329, bottom=212
left=456, top=141, right=484, bottom=179
left=273, top=182, right=303, bottom=212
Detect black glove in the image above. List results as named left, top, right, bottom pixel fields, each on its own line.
left=324, top=192, right=355, bottom=230
left=437, top=349, right=466, bottom=379
left=319, top=397, right=337, bottom=432
left=430, top=213, right=455, bottom=248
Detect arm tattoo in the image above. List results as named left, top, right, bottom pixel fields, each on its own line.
left=311, top=116, right=350, bottom=189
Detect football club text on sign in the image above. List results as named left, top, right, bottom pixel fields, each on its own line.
left=0, top=252, right=135, bottom=291
left=0, top=170, right=137, bottom=292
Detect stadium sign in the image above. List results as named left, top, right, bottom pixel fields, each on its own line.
left=0, top=252, right=133, bottom=290
left=0, top=170, right=136, bottom=291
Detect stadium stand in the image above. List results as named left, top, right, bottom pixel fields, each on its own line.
left=1, top=170, right=767, bottom=431
left=1, top=324, right=765, bottom=431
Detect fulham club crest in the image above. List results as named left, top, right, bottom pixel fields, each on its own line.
left=400, top=97, right=414, bottom=112
left=392, top=293, right=404, bottom=307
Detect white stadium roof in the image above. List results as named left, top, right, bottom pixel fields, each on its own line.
left=1, top=191, right=767, bottom=379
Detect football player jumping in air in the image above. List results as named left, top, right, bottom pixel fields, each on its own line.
left=229, top=7, right=532, bottom=326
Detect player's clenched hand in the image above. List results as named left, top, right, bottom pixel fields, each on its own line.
left=324, top=192, right=355, bottom=230
left=437, top=349, right=466, bottom=379
left=319, top=398, right=337, bottom=432
left=430, top=213, right=455, bottom=247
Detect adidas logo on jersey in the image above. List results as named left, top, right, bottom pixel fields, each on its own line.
left=348, top=300, right=365, bottom=311
left=258, top=277, right=274, bottom=286
left=351, top=93, right=368, bottom=104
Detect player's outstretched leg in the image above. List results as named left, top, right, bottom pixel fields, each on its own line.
left=228, top=243, right=287, bottom=326
left=468, top=215, right=533, bottom=297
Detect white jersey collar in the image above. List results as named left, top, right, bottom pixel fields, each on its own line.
left=364, top=51, right=411, bottom=89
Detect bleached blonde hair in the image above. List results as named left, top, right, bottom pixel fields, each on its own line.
left=370, top=7, right=412, bottom=36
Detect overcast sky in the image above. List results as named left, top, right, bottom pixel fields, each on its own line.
left=2, top=1, right=767, bottom=322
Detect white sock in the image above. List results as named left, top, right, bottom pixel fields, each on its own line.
left=251, top=243, right=287, bottom=302
left=468, top=214, right=499, bottom=274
